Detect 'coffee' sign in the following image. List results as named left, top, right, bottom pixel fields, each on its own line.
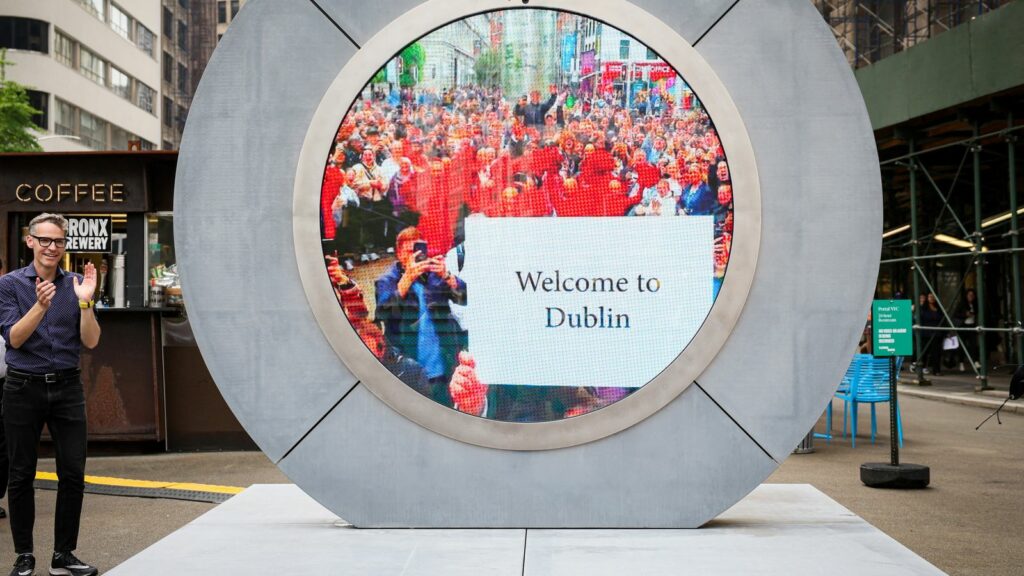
left=15, top=183, right=126, bottom=204
left=66, top=216, right=112, bottom=253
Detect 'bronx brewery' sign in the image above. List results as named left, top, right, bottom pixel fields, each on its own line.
left=66, top=216, right=112, bottom=253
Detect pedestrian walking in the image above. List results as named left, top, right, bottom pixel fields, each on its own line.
left=0, top=213, right=101, bottom=576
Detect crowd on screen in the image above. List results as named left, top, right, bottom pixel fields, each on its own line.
left=319, top=80, right=734, bottom=421
left=321, top=82, right=734, bottom=278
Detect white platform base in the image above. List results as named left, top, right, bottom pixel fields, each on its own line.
left=109, top=484, right=945, bottom=575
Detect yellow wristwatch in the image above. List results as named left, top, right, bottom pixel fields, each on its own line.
left=79, top=300, right=94, bottom=309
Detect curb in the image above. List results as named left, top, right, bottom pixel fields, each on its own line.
left=898, top=386, right=1023, bottom=414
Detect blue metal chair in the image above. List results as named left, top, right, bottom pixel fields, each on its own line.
left=836, top=354, right=904, bottom=448
left=817, top=359, right=856, bottom=443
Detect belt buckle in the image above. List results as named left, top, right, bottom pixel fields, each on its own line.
left=44, top=373, right=57, bottom=384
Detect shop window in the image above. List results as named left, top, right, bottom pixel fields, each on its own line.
left=0, top=17, right=49, bottom=54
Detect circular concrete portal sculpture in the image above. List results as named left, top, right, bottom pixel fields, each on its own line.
left=176, top=0, right=880, bottom=527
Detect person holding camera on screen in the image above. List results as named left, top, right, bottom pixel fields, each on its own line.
left=375, top=227, right=466, bottom=406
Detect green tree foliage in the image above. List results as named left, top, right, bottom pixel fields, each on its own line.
left=0, top=49, right=42, bottom=152
left=473, top=49, right=503, bottom=88
left=370, top=67, right=388, bottom=85
left=399, top=42, right=425, bottom=88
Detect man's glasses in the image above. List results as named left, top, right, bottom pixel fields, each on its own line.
left=31, top=235, right=67, bottom=249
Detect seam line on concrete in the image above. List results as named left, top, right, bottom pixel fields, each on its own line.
left=690, top=0, right=742, bottom=48
left=308, top=0, right=362, bottom=49
left=694, top=381, right=779, bottom=464
left=276, top=382, right=359, bottom=465
left=520, top=529, right=528, bottom=576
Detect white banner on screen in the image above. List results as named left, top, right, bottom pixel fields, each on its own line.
left=459, top=217, right=714, bottom=388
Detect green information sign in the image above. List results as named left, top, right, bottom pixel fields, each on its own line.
left=873, top=300, right=913, bottom=357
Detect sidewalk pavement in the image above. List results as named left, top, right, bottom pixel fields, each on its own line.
left=898, top=364, right=1023, bottom=414
left=0, top=395, right=1019, bottom=575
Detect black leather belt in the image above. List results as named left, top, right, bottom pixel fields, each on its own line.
left=8, top=368, right=81, bottom=384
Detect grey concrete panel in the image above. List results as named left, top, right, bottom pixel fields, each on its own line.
left=279, top=384, right=778, bottom=528
left=109, top=486, right=526, bottom=576
left=174, top=0, right=360, bottom=462
left=109, top=484, right=944, bottom=575
left=691, top=0, right=882, bottom=461
left=313, top=0, right=428, bottom=47
left=316, top=0, right=735, bottom=47
left=525, top=485, right=944, bottom=576
left=628, top=0, right=736, bottom=45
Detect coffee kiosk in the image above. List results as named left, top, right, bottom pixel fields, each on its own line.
left=0, top=151, right=252, bottom=450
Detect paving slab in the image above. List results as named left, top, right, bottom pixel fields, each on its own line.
left=107, top=484, right=944, bottom=575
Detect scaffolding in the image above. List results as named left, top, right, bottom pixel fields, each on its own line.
left=813, top=0, right=1010, bottom=69
left=813, top=0, right=1024, bottom=391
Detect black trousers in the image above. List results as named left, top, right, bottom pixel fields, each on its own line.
left=3, top=372, right=87, bottom=554
left=0, top=378, right=7, bottom=502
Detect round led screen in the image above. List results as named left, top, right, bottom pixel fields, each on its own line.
left=318, top=8, right=735, bottom=423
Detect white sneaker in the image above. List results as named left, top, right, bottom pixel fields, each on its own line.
left=922, top=368, right=930, bottom=375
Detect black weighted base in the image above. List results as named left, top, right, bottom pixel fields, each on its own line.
left=860, top=463, right=930, bottom=489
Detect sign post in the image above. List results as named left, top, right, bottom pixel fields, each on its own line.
left=861, top=300, right=930, bottom=489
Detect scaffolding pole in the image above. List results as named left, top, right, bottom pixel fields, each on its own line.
left=972, top=121, right=992, bottom=390
left=1009, top=112, right=1022, bottom=366
left=909, top=136, right=925, bottom=382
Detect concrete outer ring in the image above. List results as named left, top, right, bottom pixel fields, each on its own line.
left=292, top=0, right=762, bottom=450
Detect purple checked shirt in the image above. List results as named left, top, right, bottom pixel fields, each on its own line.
left=0, top=263, right=86, bottom=373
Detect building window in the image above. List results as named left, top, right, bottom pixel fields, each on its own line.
left=137, top=82, right=155, bottom=114
left=163, top=96, right=173, bottom=127
left=138, top=138, right=154, bottom=151
left=163, top=52, right=173, bottom=83
left=646, top=47, right=656, bottom=60
left=54, top=31, right=74, bottom=66
left=163, top=7, right=173, bottom=39
left=78, top=109, right=109, bottom=150
left=109, top=4, right=132, bottom=42
left=0, top=17, right=49, bottom=54
left=176, top=104, right=187, bottom=130
left=79, top=47, right=107, bottom=86
left=218, top=1, right=227, bottom=24
left=110, top=66, right=131, bottom=99
left=179, top=0, right=190, bottom=8
left=619, top=39, right=629, bottom=59
left=55, top=99, right=75, bottom=136
left=77, top=0, right=106, bottom=21
left=177, top=63, right=188, bottom=93
left=110, top=125, right=130, bottom=150
left=136, top=23, right=155, bottom=57
left=231, top=0, right=240, bottom=18
left=177, top=21, right=188, bottom=52
left=26, top=90, right=48, bottom=130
